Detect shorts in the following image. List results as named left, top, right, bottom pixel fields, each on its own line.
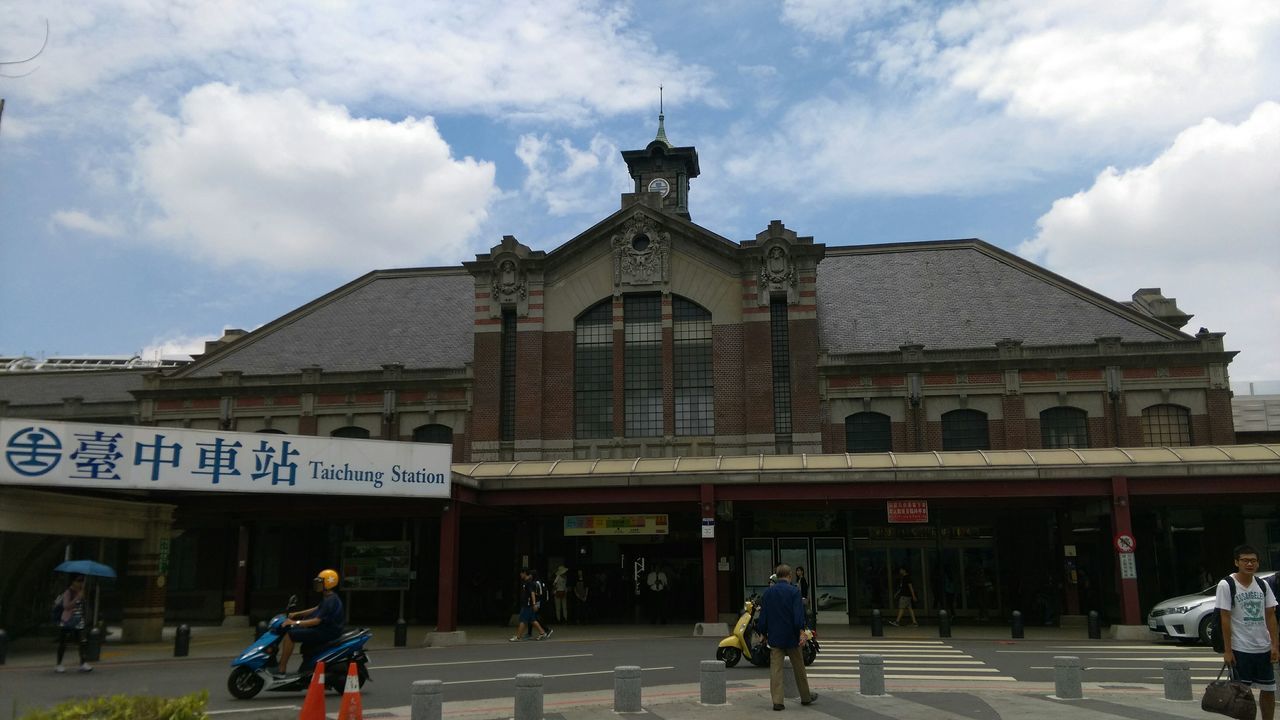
left=1231, top=651, right=1277, bottom=693
left=897, top=596, right=913, bottom=609
left=519, top=606, right=538, bottom=623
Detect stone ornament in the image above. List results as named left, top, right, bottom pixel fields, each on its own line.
left=491, top=256, right=527, bottom=304
left=760, top=244, right=796, bottom=289
left=612, top=212, right=671, bottom=293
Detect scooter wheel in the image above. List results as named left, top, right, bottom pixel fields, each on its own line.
left=228, top=666, right=264, bottom=699
left=716, top=646, right=742, bottom=668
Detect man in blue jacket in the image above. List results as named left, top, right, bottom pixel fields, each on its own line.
left=756, top=564, right=817, bottom=711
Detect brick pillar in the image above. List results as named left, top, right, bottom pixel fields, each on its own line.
left=743, top=322, right=774, bottom=436
left=436, top=500, right=461, bottom=632
left=542, top=332, right=574, bottom=441
left=1001, top=395, right=1026, bottom=449
left=121, top=505, right=176, bottom=642
left=516, top=326, right=544, bottom=444
left=472, top=333, right=502, bottom=443
left=1206, top=388, right=1234, bottom=444
left=713, top=325, right=744, bottom=440
left=789, top=318, right=820, bottom=435
left=700, top=484, right=718, bottom=623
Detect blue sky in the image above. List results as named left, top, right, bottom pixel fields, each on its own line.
left=1, top=1, right=1277, bottom=380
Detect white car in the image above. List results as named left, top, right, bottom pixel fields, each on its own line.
left=1147, top=570, right=1276, bottom=644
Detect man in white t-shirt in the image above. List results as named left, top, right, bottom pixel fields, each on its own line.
left=1217, top=544, right=1279, bottom=720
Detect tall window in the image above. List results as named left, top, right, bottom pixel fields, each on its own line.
left=1040, top=407, right=1089, bottom=448
left=674, top=297, right=714, bottom=435
left=575, top=301, right=613, bottom=439
left=1142, top=404, right=1192, bottom=446
left=941, top=409, right=989, bottom=450
left=412, top=424, right=453, bottom=444
left=770, top=299, right=792, bottom=435
left=331, top=426, right=370, bottom=439
left=625, top=294, right=663, bottom=437
left=499, top=309, right=517, bottom=441
left=846, top=412, right=891, bottom=453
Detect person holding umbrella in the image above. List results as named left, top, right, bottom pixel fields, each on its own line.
left=52, top=575, right=91, bottom=673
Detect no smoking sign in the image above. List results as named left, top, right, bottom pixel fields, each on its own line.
left=1114, top=533, right=1136, bottom=553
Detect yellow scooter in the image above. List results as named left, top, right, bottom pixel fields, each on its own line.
left=716, top=594, right=819, bottom=668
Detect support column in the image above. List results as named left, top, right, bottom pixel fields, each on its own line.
left=435, top=499, right=461, bottom=632
left=1110, top=476, right=1141, bottom=628
left=121, top=505, right=176, bottom=642
left=700, top=484, right=718, bottom=623
left=232, top=524, right=249, bottom=619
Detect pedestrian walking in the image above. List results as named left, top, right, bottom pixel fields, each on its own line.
left=755, top=564, right=816, bottom=711
left=573, top=569, right=590, bottom=624
left=795, top=566, right=815, bottom=628
left=510, top=568, right=552, bottom=641
left=52, top=575, right=91, bottom=673
left=888, top=567, right=918, bottom=627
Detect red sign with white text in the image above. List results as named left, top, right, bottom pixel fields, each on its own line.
left=887, top=500, right=929, bottom=524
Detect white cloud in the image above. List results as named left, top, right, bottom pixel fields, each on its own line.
left=0, top=1, right=716, bottom=121
left=780, top=0, right=913, bottom=40
left=139, top=332, right=219, bottom=363
left=50, top=209, right=124, bottom=238
left=131, top=83, right=498, bottom=270
left=516, top=133, right=633, bottom=217
left=1018, top=102, right=1280, bottom=381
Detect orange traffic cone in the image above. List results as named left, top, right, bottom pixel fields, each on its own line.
left=298, top=660, right=326, bottom=720
left=337, top=662, right=363, bottom=720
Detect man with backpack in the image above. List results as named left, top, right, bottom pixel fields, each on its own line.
left=1216, top=545, right=1278, bottom=720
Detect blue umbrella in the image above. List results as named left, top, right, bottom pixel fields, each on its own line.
left=54, top=559, right=117, bottom=579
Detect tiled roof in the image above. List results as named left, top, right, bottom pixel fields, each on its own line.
left=187, top=270, right=474, bottom=377
left=0, top=370, right=148, bottom=407
left=816, top=243, right=1182, bottom=353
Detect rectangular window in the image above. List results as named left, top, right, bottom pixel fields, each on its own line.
left=499, top=309, right=517, bottom=441
left=770, top=299, right=792, bottom=435
left=575, top=303, right=613, bottom=439
left=674, top=297, right=714, bottom=436
left=625, top=294, right=663, bottom=437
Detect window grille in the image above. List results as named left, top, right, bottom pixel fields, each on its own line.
left=575, top=301, right=613, bottom=439
left=770, top=300, right=792, bottom=435
left=941, top=409, right=989, bottom=450
left=845, top=412, right=892, bottom=453
left=625, top=294, right=663, bottom=437
left=674, top=297, right=714, bottom=436
left=412, top=424, right=453, bottom=444
left=1141, top=404, right=1192, bottom=446
left=499, top=309, right=517, bottom=441
left=1040, top=407, right=1089, bottom=448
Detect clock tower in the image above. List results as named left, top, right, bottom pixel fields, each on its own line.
left=621, top=106, right=700, bottom=220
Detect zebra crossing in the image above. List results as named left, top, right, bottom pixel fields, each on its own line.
left=1016, top=644, right=1224, bottom=681
left=808, top=639, right=1016, bottom=682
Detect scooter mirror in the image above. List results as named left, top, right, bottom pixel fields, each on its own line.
left=286, top=594, right=298, bottom=611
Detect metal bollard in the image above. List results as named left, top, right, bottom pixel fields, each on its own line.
left=1163, top=660, right=1192, bottom=701
left=782, top=655, right=800, bottom=699
left=1087, top=611, right=1101, bottom=640
left=1053, top=656, right=1083, bottom=699
left=174, top=624, right=190, bottom=657
left=255, top=620, right=268, bottom=640
left=395, top=618, right=408, bottom=648
left=938, top=609, right=952, bottom=638
left=614, top=665, right=642, bottom=712
left=412, top=679, right=443, bottom=720
left=1011, top=610, right=1025, bottom=639
left=514, top=673, right=544, bottom=720
left=700, top=659, right=727, bottom=705
left=870, top=609, right=883, bottom=637
left=84, top=627, right=102, bottom=662
left=859, top=654, right=886, bottom=696
left=0, top=628, right=7, bottom=665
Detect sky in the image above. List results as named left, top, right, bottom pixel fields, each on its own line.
left=1, top=0, right=1277, bottom=382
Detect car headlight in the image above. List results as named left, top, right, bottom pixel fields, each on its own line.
left=1170, top=605, right=1199, bottom=614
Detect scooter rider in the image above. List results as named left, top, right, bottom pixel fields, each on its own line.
left=276, top=569, right=344, bottom=676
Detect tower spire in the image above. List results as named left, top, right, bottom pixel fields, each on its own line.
left=654, top=85, right=670, bottom=147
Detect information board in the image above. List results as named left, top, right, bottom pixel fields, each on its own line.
left=341, top=541, right=411, bottom=590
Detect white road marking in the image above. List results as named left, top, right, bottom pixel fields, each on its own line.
left=373, top=653, right=592, bottom=670
left=807, top=673, right=1018, bottom=681
left=442, top=666, right=675, bottom=685
left=818, top=665, right=1000, bottom=672
left=208, top=707, right=298, bottom=715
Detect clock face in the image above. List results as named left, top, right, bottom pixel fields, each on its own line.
left=647, top=177, right=671, bottom=198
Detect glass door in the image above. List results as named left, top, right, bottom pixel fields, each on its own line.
left=813, top=537, right=848, bottom=624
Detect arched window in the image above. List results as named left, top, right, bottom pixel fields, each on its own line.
left=256, top=428, right=287, bottom=434
left=674, top=297, right=714, bottom=436
left=941, top=409, right=989, bottom=451
left=575, top=300, right=613, bottom=439
left=1040, top=407, right=1089, bottom=449
left=1141, top=404, right=1192, bottom=446
left=331, top=426, right=371, bottom=439
left=845, top=412, right=891, bottom=453
left=624, top=294, right=663, bottom=437
left=412, top=424, right=453, bottom=444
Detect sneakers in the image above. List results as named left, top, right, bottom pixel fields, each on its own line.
left=536, top=633, right=546, bottom=640
left=802, top=693, right=818, bottom=706
left=508, top=635, right=521, bottom=642
left=773, top=703, right=785, bottom=711
left=886, top=620, right=899, bottom=627
left=78, top=663, right=93, bottom=673
left=544, top=628, right=554, bottom=639
left=55, top=665, right=66, bottom=673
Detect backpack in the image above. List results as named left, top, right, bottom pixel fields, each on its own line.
left=1209, top=574, right=1276, bottom=653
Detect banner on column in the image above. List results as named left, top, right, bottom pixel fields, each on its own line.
left=1, top=418, right=450, bottom=497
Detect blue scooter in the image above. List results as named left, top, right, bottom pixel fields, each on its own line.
left=227, top=595, right=372, bottom=699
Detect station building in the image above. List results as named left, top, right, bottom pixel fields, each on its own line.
left=3, top=120, right=1278, bottom=641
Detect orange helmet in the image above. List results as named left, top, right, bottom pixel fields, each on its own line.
left=315, top=569, right=340, bottom=590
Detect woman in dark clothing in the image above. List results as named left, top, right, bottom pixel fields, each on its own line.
left=53, top=575, right=91, bottom=673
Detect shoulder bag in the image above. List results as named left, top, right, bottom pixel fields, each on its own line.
left=1201, top=663, right=1256, bottom=720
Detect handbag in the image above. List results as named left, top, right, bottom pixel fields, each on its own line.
left=1201, top=663, right=1256, bottom=720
